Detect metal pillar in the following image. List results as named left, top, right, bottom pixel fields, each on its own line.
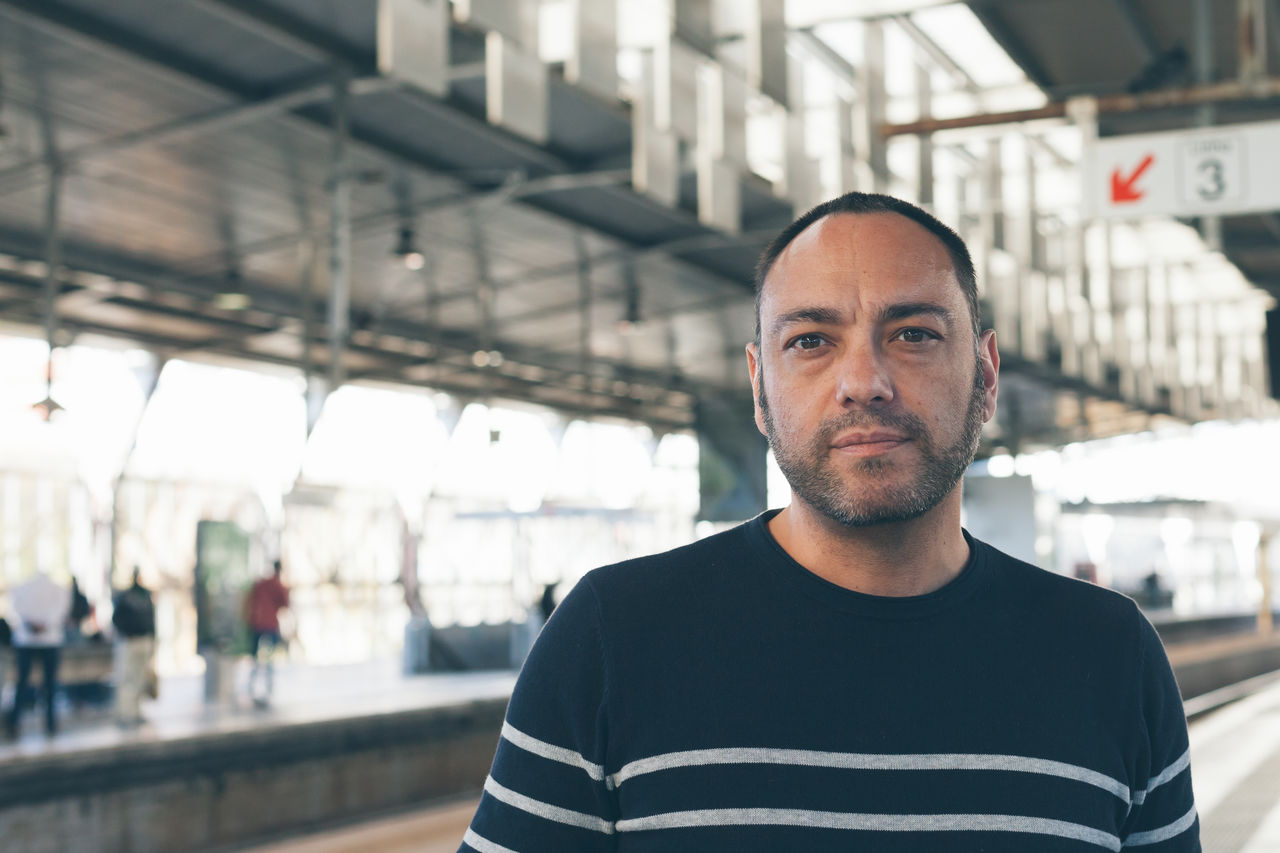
left=566, top=0, right=617, bottom=101
left=573, top=229, right=593, bottom=390
left=1259, top=527, right=1274, bottom=635
left=109, top=352, right=167, bottom=585
left=857, top=20, right=889, bottom=192
left=300, top=237, right=325, bottom=436
left=468, top=207, right=497, bottom=375
left=1239, top=0, right=1269, bottom=89
left=696, top=394, right=767, bottom=522
left=327, top=76, right=352, bottom=394
left=915, top=60, right=934, bottom=207
left=1017, top=135, right=1041, bottom=360
left=748, top=0, right=788, bottom=107
left=40, top=163, right=64, bottom=417
left=1194, top=0, right=1222, bottom=250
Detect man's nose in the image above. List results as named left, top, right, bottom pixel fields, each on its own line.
left=834, top=341, right=894, bottom=406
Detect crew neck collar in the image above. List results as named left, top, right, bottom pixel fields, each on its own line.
left=744, top=508, right=989, bottom=619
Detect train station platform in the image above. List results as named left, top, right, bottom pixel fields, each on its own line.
left=0, top=627, right=1278, bottom=852
left=247, top=671, right=1280, bottom=853
left=0, top=659, right=513, bottom=853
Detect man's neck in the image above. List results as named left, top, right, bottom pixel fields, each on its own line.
left=766, top=494, right=970, bottom=597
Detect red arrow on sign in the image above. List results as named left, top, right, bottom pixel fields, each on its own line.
left=1111, top=154, right=1155, bottom=204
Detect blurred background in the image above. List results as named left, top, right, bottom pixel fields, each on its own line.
left=0, top=1, right=1277, bottom=851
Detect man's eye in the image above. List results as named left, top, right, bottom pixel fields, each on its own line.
left=791, top=334, right=825, bottom=350
left=896, top=328, right=935, bottom=344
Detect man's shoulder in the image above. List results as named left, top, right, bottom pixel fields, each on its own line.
left=976, top=537, right=1144, bottom=626
left=582, top=519, right=757, bottom=602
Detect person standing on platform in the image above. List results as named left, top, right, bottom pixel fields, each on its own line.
left=67, top=577, right=92, bottom=643
left=5, top=571, right=70, bottom=738
left=538, top=581, right=559, bottom=624
left=245, top=559, right=290, bottom=708
left=460, top=192, right=1199, bottom=852
left=111, top=568, right=156, bottom=726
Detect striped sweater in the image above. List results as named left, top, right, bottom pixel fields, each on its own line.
left=461, top=512, right=1199, bottom=851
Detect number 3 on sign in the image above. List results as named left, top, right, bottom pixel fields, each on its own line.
left=1177, top=135, right=1243, bottom=207
left=1197, top=159, right=1225, bottom=200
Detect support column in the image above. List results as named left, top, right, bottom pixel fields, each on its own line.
left=855, top=20, right=889, bottom=192
left=1239, top=0, right=1269, bottom=89
left=38, top=163, right=64, bottom=419
left=109, top=352, right=167, bottom=585
left=1194, top=0, right=1222, bottom=250
left=300, top=239, right=325, bottom=437
left=573, top=229, right=593, bottom=392
left=915, top=60, right=934, bottom=207
left=566, top=0, right=617, bottom=101
left=327, top=76, right=352, bottom=395
left=696, top=394, right=767, bottom=522
left=1259, top=527, right=1274, bottom=636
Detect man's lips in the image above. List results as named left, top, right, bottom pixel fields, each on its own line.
left=830, top=431, right=911, bottom=456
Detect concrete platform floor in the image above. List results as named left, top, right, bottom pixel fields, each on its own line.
left=244, top=672, right=1280, bottom=853
left=0, top=657, right=515, bottom=762
left=243, top=798, right=478, bottom=853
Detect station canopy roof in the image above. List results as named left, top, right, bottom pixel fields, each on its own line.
left=0, top=0, right=1275, bottom=445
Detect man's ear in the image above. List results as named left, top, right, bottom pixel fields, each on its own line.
left=979, top=329, right=999, bottom=424
left=746, top=343, right=767, bottom=437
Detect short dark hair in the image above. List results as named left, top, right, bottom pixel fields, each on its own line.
left=753, top=192, right=980, bottom=346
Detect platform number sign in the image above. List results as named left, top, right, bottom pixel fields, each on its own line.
left=1177, top=135, right=1244, bottom=208
left=1087, top=120, right=1280, bottom=219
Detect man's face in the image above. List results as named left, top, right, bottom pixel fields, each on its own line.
left=746, top=212, right=999, bottom=528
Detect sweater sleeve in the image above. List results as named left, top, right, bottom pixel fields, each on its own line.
left=1120, top=613, right=1200, bottom=851
left=459, top=576, right=618, bottom=852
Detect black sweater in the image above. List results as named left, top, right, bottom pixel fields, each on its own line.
left=462, top=511, right=1198, bottom=851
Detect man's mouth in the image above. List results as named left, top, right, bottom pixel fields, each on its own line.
left=830, top=430, right=911, bottom=456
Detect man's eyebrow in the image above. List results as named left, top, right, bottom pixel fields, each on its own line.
left=877, top=302, right=955, bottom=326
left=769, top=307, right=844, bottom=338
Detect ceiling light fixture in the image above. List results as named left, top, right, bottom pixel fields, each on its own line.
left=394, top=227, right=426, bottom=270
left=31, top=362, right=62, bottom=422
left=215, top=268, right=251, bottom=310
left=617, top=265, right=642, bottom=334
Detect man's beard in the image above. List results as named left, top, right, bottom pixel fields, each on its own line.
left=759, top=361, right=987, bottom=528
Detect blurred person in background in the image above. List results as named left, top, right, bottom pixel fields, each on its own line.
left=111, top=567, right=156, bottom=726
left=67, top=577, right=92, bottom=643
left=538, top=581, right=559, bottom=624
left=245, top=559, right=290, bottom=708
left=5, top=570, right=70, bottom=738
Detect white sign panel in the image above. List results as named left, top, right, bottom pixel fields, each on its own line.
left=1084, top=119, right=1280, bottom=219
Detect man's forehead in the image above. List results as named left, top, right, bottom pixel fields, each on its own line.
left=764, top=211, right=960, bottom=303
left=776, top=211, right=950, bottom=270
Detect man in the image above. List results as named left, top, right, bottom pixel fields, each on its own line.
left=245, top=559, right=290, bottom=707
left=459, top=193, right=1198, bottom=851
left=111, top=567, right=156, bottom=726
left=5, top=571, right=71, bottom=738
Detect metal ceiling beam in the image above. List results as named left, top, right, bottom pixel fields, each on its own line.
left=0, top=255, right=717, bottom=430
left=894, top=14, right=978, bottom=92
left=0, top=0, right=772, bottom=436
left=0, top=0, right=565, bottom=175
left=965, top=2, right=1055, bottom=92
left=0, top=221, right=728, bottom=395
left=1261, top=213, right=1280, bottom=240
left=789, top=27, right=859, bottom=95
left=883, top=76, right=1280, bottom=135
left=0, top=0, right=763, bottom=306
left=0, top=74, right=393, bottom=195
left=893, top=14, right=1074, bottom=170
left=37, top=308, right=703, bottom=430
left=186, top=0, right=368, bottom=67
left=164, top=169, right=631, bottom=285
left=1112, top=0, right=1162, bottom=61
